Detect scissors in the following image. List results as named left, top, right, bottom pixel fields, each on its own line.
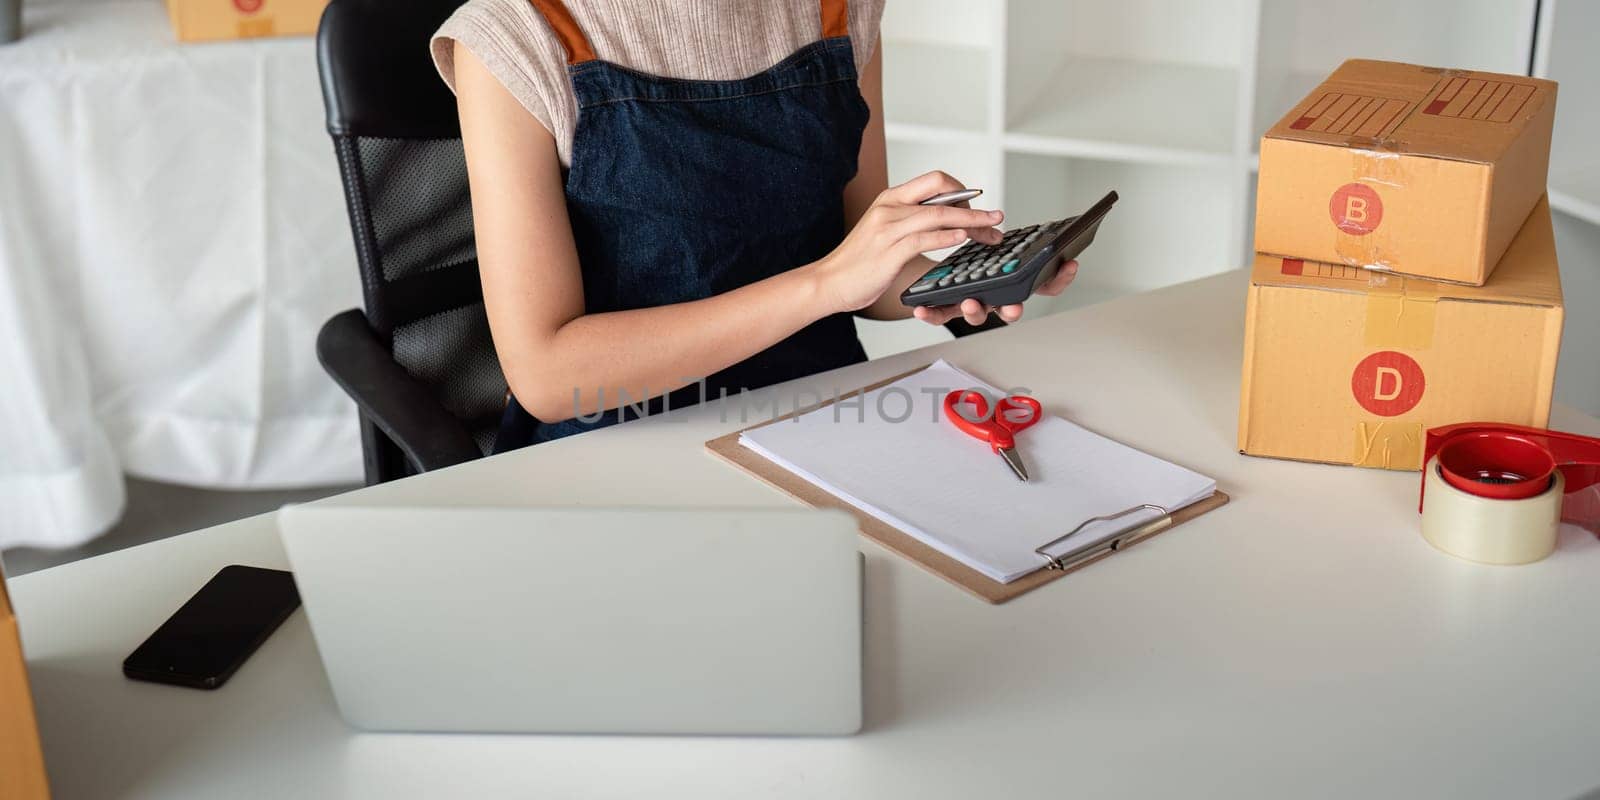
left=942, top=389, right=1043, bottom=482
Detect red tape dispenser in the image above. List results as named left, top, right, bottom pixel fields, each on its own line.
left=1419, top=423, right=1600, bottom=564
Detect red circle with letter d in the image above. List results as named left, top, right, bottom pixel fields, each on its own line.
left=1351, top=351, right=1424, bottom=416
left=1329, top=183, right=1383, bottom=235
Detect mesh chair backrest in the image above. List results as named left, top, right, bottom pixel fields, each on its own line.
left=320, top=0, right=506, bottom=455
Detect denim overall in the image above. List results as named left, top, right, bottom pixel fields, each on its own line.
left=496, top=0, right=870, bottom=450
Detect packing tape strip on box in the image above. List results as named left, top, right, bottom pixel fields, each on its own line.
left=1352, top=274, right=1437, bottom=470
left=1418, top=423, right=1600, bottom=564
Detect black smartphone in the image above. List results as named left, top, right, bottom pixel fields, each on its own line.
left=123, top=565, right=300, bottom=690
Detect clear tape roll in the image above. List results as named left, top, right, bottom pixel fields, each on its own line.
left=1421, top=456, right=1564, bottom=564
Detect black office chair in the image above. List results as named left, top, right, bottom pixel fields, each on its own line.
left=315, top=0, right=499, bottom=485
left=313, top=0, right=1003, bottom=485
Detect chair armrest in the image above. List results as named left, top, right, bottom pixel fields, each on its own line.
left=943, top=313, right=1008, bottom=338
left=316, top=309, right=484, bottom=472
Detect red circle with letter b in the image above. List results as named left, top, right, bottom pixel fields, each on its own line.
left=1329, top=183, right=1383, bottom=235
left=1352, top=351, right=1424, bottom=416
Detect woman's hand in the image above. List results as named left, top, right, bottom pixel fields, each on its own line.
left=911, top=258, right=1079, bottom=326
left=811, top=171, right=1002, bottom=314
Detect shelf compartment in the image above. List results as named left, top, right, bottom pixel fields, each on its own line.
left=880, top=40, right=992, bottom=134
left=1550, top=176, right=1600, bottom=229
left=1250, top=69, right=1325, bottom=151
left=1005, top=56, right=1238, bottom=163
left=1551, top=210, right=1600, bottom=414
left=1002, top=152, right=1241, bottom=316
left=1536, top=0, right=1600, bottom=226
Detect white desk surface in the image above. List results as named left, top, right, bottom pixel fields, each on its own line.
left=13, top=272, right=1600, bottom=800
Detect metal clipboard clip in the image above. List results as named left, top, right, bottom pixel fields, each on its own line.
left=1033, top=503, right=1173, bottom=571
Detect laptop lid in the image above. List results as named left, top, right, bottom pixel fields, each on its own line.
left=277, top=506, right=862, bottom=735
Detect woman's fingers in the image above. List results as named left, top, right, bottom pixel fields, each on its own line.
left=883, top=170, right=967, bottom=205
left=1036, top=259, right=1079, bottom=296
left=949, top=199, right=1001, bottom=244
left=960, top=298, right=988, bottom=326
left=891, top=205, right=1001, bottom=239
left=911, top=302, right=985, bottom=326
left=966, top=226, right=1003, bottom=245
left=912, top=304, right=960, bottom=325
left=900, top=228, right=970, bottom=258
left=914, top=300, right=1016, bottom=325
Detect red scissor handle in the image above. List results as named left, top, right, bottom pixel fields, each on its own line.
left=942, top=389, right=1042, bottom=452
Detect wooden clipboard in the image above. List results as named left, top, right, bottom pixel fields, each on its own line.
left=705, top=365, right=1230, bottom=604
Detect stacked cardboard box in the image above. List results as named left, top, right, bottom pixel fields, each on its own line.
left=165, top=0, right=328, bottom=42
left=1, top=564, right=50, bottom=800
left=1240, top=60, right=1563, bottom=471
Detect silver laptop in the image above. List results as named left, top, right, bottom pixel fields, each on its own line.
left=277, top=506, right=862, bottom=736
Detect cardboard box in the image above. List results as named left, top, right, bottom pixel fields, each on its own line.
left=1256, top=59, right=1556, bottom=286
left=1, top=562, right=50, bottom=800
left=165, top=0, right=328, bottom=42
left=1239, top=196, right=1563, bottom=471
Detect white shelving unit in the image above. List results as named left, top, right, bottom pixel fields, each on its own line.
left=871, top=0, right=1598, bottom=414
left=1535, top=0, right=1600, bottom=226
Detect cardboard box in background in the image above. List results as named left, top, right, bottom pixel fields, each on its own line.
left=1239, top=196, right=1563, bottom=471
left=1, top=560, right=50, bottom=800
left=165, top=0, right=328, bottom=42
left=1256, top=60, right=1556, bottom=286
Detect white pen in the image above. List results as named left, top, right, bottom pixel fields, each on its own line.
left=919, top=188, right=983, bottom=206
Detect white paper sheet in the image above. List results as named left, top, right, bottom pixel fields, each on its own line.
left=740, top=360, right=1216, bottom=583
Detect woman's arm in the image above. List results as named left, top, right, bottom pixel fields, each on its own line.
left=846, top=36, right=1079, bottom=327
left=454, top=42, right=996, bottom=423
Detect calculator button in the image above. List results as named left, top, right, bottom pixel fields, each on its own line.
left=1001, top=260, right=1019, bottom=273
left=953, top=274, right=968, bottom=284
left=985, top=267, right=1001, bottom=277
left=926, top=267, right=952, bottom=278
left=908, top=281, right=936, bottom=293
left=937, top=276, right=953, bottom=287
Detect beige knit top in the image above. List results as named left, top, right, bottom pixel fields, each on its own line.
left=431, top=0, right=886, bottom=165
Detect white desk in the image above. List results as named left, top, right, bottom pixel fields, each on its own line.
left=12, top=272, right=1600, bottom=800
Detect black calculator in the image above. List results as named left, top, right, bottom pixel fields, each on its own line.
left=901, top=190, right=1118, bottom=308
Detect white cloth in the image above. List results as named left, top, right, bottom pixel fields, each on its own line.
left=0, top=0, right=363, bottom=549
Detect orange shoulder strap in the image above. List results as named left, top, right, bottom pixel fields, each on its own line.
left=526, top=0, right=598, bottom=65
left=820, top=0, right=850, bottom=38
left=528, top=0, right=845, bottom=65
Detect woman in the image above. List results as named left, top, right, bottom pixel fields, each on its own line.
left=431, top=0, right=1077, bottom=450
